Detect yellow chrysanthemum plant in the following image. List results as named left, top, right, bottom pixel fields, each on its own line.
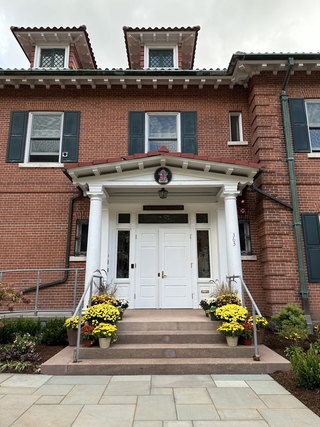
left=83, top=303, right=120, bottom=326
left=91, top=294, right=118, bottom=306
left=218, top=321, right=244, bottom=337
left=92, top=323, right=117, bottom=342
left=215, top=304, right=248, bottom=323
left=64, top=315, right=84, bottom=330
left=248, top=315, right=268, bottom=330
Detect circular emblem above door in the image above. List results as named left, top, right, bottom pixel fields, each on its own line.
left=154, top=167, right=172, bottom=185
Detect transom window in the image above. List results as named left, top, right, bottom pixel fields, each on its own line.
left=26, top=113, right=63, bottom=162
left=306, top=101, right=320, bottom=151
left=146, top=113, right=180, bottom=152
left=149, top=49, right=174, bottom=68
left=40, top=49, right=65, bottom=68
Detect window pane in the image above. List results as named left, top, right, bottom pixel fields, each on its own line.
left=32, top=115, right=61, bottom=138
left=197, top=230, right=211, bottom=278
left=116, top=230, right=130, bottom=278
left=40, top=49, right=65, bottom=67
left=309, top=129, right=320, bottom=150
left=239, top=220, right=252, bottom=255
left=30, top=139, right=60, bottom=154
left=230, top=115, right=240, bottom=141
left=196, top=213, right=208, bottom=223
left=307, top=103, right=320, bottom=126
left=149, top=49, right=173, bottom=67
left=149, top=115, right=177, bottom=138
left=118, top=213, right=131, bottom=223
left=149, top=140, right=177, bottom=151
left=138, top=214, right=188, bottom=224
left=75, top=220, right=88, bottom=255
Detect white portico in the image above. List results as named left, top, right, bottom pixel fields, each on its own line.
left=65, top=149, right=261, bottom=308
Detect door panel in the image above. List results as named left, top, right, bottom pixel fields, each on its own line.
left=135, top=227, right=192, bottom=308
left=160, top=229, right=192, bottom=308
left=135, top=230, right=158, bottom=308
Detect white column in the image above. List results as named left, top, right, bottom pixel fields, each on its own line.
left=221, top=187, right=243, bottom=300
left=84, top=189, right=104, bottom=307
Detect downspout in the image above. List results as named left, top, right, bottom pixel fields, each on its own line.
left=22, top=189, right=83, bottom=293
left=280, top=57, right=312, bottom=330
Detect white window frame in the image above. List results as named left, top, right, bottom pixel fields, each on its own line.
left=24, top=112, right=64, bottom=165
left=305, top=100, right=320, bottom=152
left=34, top=45, right=70, bottom=69
left=145, top=112, right=181, bottom=153
left=144, top=45, right=178, bottom=69
left=229, top=112, right=243, bottom=142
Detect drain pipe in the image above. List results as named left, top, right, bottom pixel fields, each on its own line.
left=22, top=190, right=83, bottom=293
left=280, top=57, right=312, bottom=331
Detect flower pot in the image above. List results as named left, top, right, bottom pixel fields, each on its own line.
left=226, top=336, right=238, bottom=347
left=257, top=328, right=265, bottom=344
left=99, top=337, right=111, bottom=348
left=209, top=312, right=218, bottom=321
left=83, top=339, right=93, bottom=347
left=242, top=337, right=252, bottom=346
left=67, top=329, right=77, bottom=346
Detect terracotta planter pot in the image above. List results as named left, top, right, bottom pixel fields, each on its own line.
left=83, top=339, right=93, bottom=347
left=67, top=329, right=77, bottom=346
left=242, top=337, right=252, bottom=346
left=257, top=328, right=266, bottom=344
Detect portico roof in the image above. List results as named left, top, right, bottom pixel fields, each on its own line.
left=63, top=147, right=263, bottom=203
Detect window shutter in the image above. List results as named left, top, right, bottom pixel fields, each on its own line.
left=301, top=213, right=320, bottom=282
left=61, top=111, right=80, bottom=162
left=128, top=112, right=145, bottom=155
left=289, top=98, right=310, bottom=152
left=181, top=111, right=198, bottom=155
left=6, top=111, right=28, bottom=162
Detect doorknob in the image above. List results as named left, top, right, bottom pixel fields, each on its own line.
left=161, top=271, right=167, bottom=279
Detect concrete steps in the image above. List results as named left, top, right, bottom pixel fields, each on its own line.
left=40, top=309, right=291, bottom=375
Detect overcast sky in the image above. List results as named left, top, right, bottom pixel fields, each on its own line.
left=1, top=0, right=320, bottom=70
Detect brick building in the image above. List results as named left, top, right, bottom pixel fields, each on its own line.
left=1, top=25, right=319, bottom=323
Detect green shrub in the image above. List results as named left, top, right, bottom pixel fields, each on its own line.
left=290, top=344, right=320, bottom=389
left=0, top=318, right=16, bottom=343
left=41, top=317, right=67, bottom=346
left=271, top=303, right=309, bottom=344
left=0, top=317, right=42, bottom=344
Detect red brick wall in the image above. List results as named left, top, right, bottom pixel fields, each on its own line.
left=1, top=74, right=320, bottom=317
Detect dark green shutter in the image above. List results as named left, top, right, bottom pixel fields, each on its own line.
left=6, top=111, right=28, bottom=162
left=61, top=111, right=80, bottom=162
left=128, top=112, right=145, bottom=155
left=181, top=111, right=198, bottom=154
left=289, top=98, right=310, bottom=152
left=302, top=213, right=320, bottom=282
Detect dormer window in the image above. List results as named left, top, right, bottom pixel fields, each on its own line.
left=40, top=48, right=65, bottom=68
left=145, top=46, right=178, bottom=69
left=149, top=49, right=174, bottom=68
left=34, top=45, right=69, bottom=68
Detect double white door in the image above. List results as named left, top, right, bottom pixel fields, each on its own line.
left=135, top=227, right=192, bottom=308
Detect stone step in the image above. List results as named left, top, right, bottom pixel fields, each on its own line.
left=41, top=345, right=291, bottom=376
left=117, top=330, right=225, bottom=344
left=117, top=319, right=220, bottom=332
left=77, top=343, right=254, bottom=359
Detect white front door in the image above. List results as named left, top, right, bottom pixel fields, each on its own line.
left=135, top=227, right=192, bottom=308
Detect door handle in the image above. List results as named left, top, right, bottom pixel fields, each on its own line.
left=161, top=271, right=167, bottom=279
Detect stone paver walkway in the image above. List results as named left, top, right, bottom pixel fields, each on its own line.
left=0, top=373, right=319, bottom=426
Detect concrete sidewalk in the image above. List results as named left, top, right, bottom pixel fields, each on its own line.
left=0, top=373, right=319, bottom=426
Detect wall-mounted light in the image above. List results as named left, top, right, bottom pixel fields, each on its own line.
left=158, top=188, right=168, bottom=199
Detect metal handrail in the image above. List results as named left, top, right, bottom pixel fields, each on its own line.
left=227, top=274, right=262, bottom=361
left=0, top=268, right=85, bottom=316
left=71, top=270, right=105, bottom=362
